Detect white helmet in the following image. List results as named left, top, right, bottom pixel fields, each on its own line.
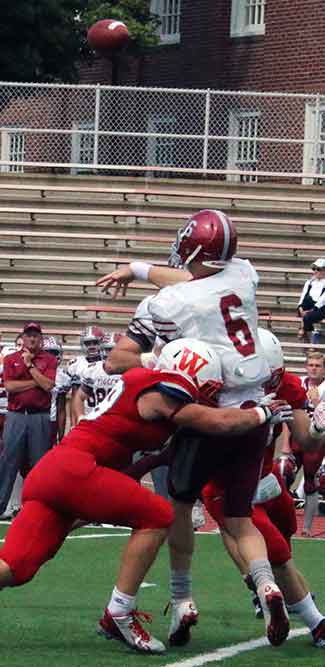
left=80, top=325, right=104, bottom=360
left=156, top=337, right=223, bottom=405
left=43, top=335, right=63, bottom=363
left=258, top=328, right=284, bottom=392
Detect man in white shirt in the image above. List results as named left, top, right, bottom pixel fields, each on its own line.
left=297, top=258, right=325, bottom=341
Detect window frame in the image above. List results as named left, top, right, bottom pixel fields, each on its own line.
left=1, top=130, right=25, bottom=173
left=227, top=109, right=261, bottom=183
left=230, top=0, right=266, bottom=38
left=150, top=0, right=181, bottom=45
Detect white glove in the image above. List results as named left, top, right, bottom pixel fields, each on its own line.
left=260, top=401, right=293, bottom=425
left=259, top=392, right=276, bottom=406
left=310, top=401, right=325, bottom=439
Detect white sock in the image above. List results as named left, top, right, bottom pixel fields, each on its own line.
left=287, top=593, right=324, bottom=631
left=170, top=569, right=192, bottom=603
left=250, top=559, right=275, bottom=590
left=107, top=586, right=136, bottom=616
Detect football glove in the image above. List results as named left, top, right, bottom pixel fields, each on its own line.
left=260, top=401, right=293, bottom=425
left=259, top=392, right=276, bottom=406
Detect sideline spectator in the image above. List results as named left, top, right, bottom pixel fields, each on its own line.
left=284, top=352, right=325, bottom=536
left=43, top=336, right=71, bottom=445
left=72, top=331, right=120, bottom=423
left=297, top=258, right=325, bottom=341
left=0, top=322, right=57, bottom=515
left=301, top=351, right=325, bottom=408
left=0, top=335, right=23, bottom=519
left=67, top=325, right=104, bottom=427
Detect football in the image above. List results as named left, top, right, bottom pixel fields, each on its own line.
left=87, top=19, right=129, bottom=52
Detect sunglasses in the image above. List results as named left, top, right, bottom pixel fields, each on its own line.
left=312, top=266, right=323, bottom=271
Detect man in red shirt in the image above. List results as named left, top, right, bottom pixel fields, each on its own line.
left=0, top=321, right=57, bottom=515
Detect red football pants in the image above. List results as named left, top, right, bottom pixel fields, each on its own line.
left=202, top=472, right=296, bottom=566
left=0, top=447, right=174, bottom=586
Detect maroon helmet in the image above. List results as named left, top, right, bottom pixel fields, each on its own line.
left=169, top=209, right=237, bottom=269
left=273, top=454, right=297, bottom=490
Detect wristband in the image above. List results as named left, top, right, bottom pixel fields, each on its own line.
left=130, top=261, right=152, bottom=281
left=254, top=406, right=268, bottom=425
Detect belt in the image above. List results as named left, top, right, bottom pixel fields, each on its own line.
left=13, top=408, right=50, bottom=415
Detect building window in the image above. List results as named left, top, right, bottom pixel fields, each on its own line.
left=227, top=110, right=260, bottom=182
left=303, top=104, right=325, bottom=185
left=231, top=0, right=266, bottom=38
left=70, top=122, right=94, bottom=174
left=147, top=114, right=177, bottom=174
left=151, top=0, right=181, bottom=44
left=1, top=131, right=25, bottom=173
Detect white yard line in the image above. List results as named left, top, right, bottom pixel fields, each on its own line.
left=162, top=628, right=310, bottom=667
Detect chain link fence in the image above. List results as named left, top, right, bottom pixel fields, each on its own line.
left=0, top=81, right=325, bottom=182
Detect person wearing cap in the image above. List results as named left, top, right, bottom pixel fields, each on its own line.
left=297, top=259, right=325, bottom=341
left=0, top=322, right=57, bottom=516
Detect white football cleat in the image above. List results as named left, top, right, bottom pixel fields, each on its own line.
left=168, top=598, right=199, bottom=646
left=192, top=500, right=206, bottom=530
left=258, top=582, right=289, bottom=646
left=97, top=608, right=166, bottom=654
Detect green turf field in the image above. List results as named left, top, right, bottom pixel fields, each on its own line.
left=1, top=524, right=325, bottom=667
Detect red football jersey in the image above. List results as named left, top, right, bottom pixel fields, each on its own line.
left=262, top=371, right=307, bottom=476
left=60, top=367, right=198, bottom=469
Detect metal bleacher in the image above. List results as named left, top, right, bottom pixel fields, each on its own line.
left=1, top=172, right=325, bottom=371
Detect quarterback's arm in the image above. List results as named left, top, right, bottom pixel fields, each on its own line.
left=148, top=265, right=191, bottom=288
left=96, top=263, right=190, bottom=297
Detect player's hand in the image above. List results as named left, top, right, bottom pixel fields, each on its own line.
left=259, top=392, right=276, bottom=406
left=261, top=400, right=293, bottom=425
left=310, top=400, right=325, bottom=439
left=96, top=266, right=134, bottom=299
left=22, top=349, right=34, bottom=367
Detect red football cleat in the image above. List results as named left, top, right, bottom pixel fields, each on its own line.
left=97, top=608, right=165, bottom=654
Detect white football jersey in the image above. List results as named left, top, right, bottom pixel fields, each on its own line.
left=148, top=258, right=270, bottom=406
left=126, top=295, right=157, bottom=351
left=0, top=346, right=16, bottom=414
left=66, top=355, right=91, bottom=386
left=80, top=360, right=121, bottom=413
left=50, top=366, right=72, bottom=422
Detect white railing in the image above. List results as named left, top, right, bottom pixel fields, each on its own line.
left=0, top=81, right=325, bottom=182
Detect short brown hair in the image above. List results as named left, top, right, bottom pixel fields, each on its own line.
left=306, top=350, right=324, bottom=364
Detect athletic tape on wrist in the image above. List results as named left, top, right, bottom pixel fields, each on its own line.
left=130, top=261, right=152, bottom=281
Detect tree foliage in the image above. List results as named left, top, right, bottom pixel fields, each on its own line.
left=0, top=0, right=89, bottom=83
left=0, top=0, right=160, bottom=83
left=80, top=0, right=160, bottom=54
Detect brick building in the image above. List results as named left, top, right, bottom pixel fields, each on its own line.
left=80, top=1, right=325, bottom=94
left=1, top=1, right=324, bottom=180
